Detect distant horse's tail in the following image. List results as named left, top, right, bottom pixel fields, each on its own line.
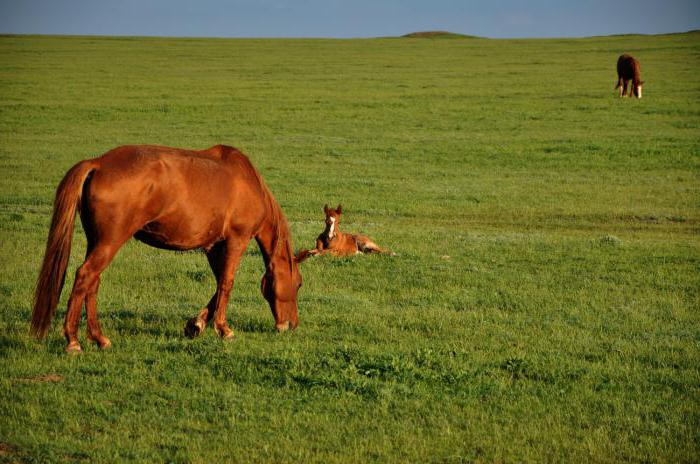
left=31, top=161, right=96, bottom=339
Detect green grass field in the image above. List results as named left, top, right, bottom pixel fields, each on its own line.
left=0, top=32, right=698, bottom=462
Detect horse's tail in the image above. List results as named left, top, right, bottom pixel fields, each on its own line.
left=31, top=160, right=96, bottom=339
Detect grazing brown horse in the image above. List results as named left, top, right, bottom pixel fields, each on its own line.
left=304, top=204, right=393, bottom=257
left=31, top=144, right=306, bottom=353
left=616, top=54, right=644, bottom=98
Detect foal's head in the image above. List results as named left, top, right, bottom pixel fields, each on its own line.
left=323, top=204, right=342, bottom=238
left=633, top=81, right=644, bottom=98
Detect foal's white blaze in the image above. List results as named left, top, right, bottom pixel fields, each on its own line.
left=328, top=217, right=336, bottom=238
left=636, top=85, right=642, bottom=98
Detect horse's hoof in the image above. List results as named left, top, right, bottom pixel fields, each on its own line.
left=214, top=325, right=234, bottom=340
left=184, top=318, right=205, bottom=338
left=88, top=334, right=112, bottom=349
left=65, top=342, right=82, bottom=354
left=222, top=332, right=235, bottom=342
left=276, top=321, right=291, bottom=333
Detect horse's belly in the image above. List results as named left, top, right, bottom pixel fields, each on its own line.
left=134, top=216, right=225, bottom=251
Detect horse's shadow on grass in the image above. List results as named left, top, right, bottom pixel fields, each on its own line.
left=109, top=308, right=177, bottom=338
left=108, top=307, right=274, bottom=339
left=1, top=308, right=273, bottom=356
left=1, top=333, right=74, bottom=357
left=232, top=316, right=271, bottom=334
left=0, top=334, right=25, bottom=354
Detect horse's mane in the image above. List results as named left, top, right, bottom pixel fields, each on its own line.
left=253, top=167, right=294, bottom=272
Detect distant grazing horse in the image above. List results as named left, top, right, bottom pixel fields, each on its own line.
left=303, top=204, right=394, bottom=257
left=616, top=54, right=644, bottom=98
left=31, top=144, right=307, bottom=353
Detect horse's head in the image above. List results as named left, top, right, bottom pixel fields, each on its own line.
left=323, top=204, right=342, bottom=238
left=634, top=81, right=644, bottom=98
left=260, top=243, right=303, bottom=332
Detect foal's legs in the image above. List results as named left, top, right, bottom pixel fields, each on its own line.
left=63, top=244, right=119, bottom=352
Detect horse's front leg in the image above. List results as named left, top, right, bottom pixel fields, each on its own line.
left=212, top=238, right=250, bottom=340
left=185, top=238, right=248, bottom=340
left=184, top=295, right=217, bottom=338
left=184, top=243, right=224, bottom=338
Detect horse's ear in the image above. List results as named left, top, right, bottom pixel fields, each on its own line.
left=323, top=204, right=329, bottom=215
left=336, top=204, right=342, bottom=214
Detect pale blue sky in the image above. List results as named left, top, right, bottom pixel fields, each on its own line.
left=1, top=0, right=698, bottom=39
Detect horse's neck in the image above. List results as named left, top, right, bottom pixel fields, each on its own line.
left=256, top=213, right=291, bottom=271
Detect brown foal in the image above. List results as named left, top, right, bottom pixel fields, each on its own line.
left=31, top=144, right=306, bottom=353
left=305, top=204, right=393, bottom=257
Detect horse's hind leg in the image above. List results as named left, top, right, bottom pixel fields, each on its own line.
left=63, top=244, right=119, bottom=352
left=85, top=275, right=111, bottom=349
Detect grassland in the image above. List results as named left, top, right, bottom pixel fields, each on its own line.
left=0, top=32, right=698, bottom=462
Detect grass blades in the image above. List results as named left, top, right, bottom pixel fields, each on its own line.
left=0, top=32, right=698, bottom=462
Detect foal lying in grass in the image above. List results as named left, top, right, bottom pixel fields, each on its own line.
left=301, top=204, right=394, bottom=257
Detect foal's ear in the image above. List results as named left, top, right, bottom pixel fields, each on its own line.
left=323, top=204, right=329, bottom=215
left=336, top=204, right=342, bottom=214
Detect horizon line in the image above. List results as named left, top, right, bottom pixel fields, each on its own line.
left=1, top=29, right=698, bottom=41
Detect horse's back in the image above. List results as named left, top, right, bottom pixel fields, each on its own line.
left=87, top=145, right=229, bottom=211
left=617, top=54, right=638, bottom=78
left=81, top=145, right=268, bottom=250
